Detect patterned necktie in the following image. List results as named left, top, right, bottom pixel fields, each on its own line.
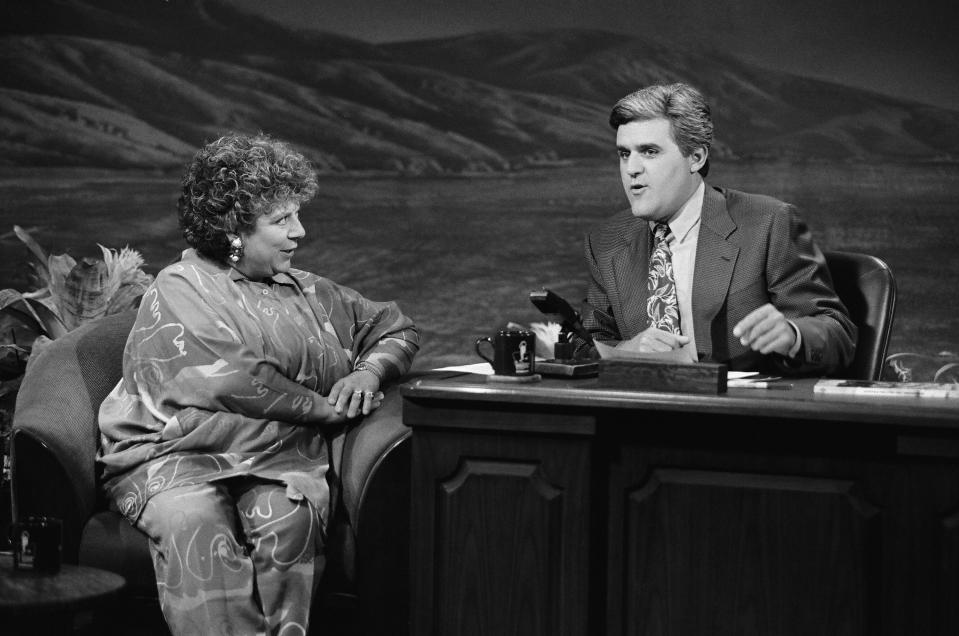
left=647, top=222, right=682, bottom=334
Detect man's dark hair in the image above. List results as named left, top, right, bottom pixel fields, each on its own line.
left=609, top=83, right=713, bottom=177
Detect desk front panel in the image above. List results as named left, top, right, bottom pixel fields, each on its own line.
left=403, top=375, right=959, bottom=636
left=603, top=410, right=959, bottom=636
left=410, top=409, right=598, bottom=636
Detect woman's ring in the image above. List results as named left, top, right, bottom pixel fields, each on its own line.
left=353, top=389, right=363, bottom=396
left=365, top=391, right=374, bottom=399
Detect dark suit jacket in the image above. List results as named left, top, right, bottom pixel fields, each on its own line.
left=581, top=184, right=857, bottom=375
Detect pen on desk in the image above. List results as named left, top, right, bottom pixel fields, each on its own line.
left=730, top=381, right=793, bottom=390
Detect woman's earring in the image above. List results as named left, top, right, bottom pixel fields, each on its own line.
left=228, top=236, right=243, bottom=264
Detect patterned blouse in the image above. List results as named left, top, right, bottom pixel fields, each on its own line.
left=97, top=248, right=420, bottom=526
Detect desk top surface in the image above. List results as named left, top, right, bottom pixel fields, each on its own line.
left=401, top=372, right=959, bottom=430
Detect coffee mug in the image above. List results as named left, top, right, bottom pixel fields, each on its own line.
left=475, top=329, right=536, bottom=376
left=12, top=516, right=62, bottom=573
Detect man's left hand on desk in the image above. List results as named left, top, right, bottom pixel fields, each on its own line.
left=732, top=303, right=798, bottom=357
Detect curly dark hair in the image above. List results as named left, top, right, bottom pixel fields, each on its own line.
left=178, top=132, right=319, bottom=261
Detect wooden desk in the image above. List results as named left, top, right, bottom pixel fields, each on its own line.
left=0, top=551, right=126, bottom=634
left=402, top=373, right=959, bottom=636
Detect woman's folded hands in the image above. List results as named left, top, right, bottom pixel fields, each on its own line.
left=326, top=369, right=384, bottom=420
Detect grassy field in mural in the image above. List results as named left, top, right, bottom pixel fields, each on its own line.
left=1, top=160, right=957, bottom=372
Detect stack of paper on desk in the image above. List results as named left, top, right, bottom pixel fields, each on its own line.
left=814, top=379, right=959, bottom=398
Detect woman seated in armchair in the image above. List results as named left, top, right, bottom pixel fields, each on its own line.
left=97, top=132, right=420, bottom=635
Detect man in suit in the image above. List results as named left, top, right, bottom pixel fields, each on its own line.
left=579, top=82, right=856, bottom=375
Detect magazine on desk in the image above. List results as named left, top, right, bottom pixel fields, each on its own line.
left=814, top=379, right=959, bottom=398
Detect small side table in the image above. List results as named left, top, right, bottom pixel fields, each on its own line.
left=0, top=551, right=126, bottom=634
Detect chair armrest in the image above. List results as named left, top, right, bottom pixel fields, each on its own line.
left=333, top=374, right=421, bottom=636
left=335, top=378, right=413, bottom=531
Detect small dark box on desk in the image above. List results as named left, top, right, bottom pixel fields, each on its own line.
left=536, top=359, right=600, bottom=377
left=599, top=359, right=728, bottom=394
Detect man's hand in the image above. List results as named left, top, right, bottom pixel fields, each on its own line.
left=328, top=370, right=383, bottom=418
left=733, top=303, right=796, bottom=356
left=617, top=327, right=690, bottom=353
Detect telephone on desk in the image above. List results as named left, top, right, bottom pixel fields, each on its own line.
left=529, top=288, right=599, bottom=377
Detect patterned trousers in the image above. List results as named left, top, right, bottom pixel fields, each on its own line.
left=137, top=479, right=326, bottom=636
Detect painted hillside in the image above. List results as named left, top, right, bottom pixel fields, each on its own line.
left=2, top=0, right=958, bottom=173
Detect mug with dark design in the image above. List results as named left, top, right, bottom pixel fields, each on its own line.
left=475, top=329, right=536, bottom=376
left=12, top=515, right=63, bottom=573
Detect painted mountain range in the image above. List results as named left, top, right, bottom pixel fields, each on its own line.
left=2, top=0, right=958, bottom=173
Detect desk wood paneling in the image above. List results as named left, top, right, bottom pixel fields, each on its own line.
left=403, top=374, right=959, bottom=636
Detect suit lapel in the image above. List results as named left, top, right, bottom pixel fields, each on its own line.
left=607, top=219, right=650, bottom=338
left=693, top=186, right=739, bottom=357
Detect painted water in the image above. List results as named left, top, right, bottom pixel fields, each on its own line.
left=1, top=160, right=957, bottom=371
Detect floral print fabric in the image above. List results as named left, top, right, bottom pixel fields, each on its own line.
left=137, top=480, right=322, bottom=636
left=646, top=222, right=682, bottom=334
left=97, top=248, right=420, bottom=526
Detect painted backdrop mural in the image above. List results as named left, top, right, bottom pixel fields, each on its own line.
left=1, top=0, right=958, bottom=373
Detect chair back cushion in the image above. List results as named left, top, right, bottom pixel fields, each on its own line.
left=824, top=250, right=897, bottom=380
left=11, top=310, right=136, bottom=554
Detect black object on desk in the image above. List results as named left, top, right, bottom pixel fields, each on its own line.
left=529, top=288, right=593, bottom=345
left=536, top=359, right=599, bottom=377
left=529, top=289, right=600, bottom=377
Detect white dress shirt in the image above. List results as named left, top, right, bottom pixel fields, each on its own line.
left=652, top=181, right=704, bottom=361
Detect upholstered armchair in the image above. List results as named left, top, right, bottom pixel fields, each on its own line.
left=10, top=310, right=412, bottom=635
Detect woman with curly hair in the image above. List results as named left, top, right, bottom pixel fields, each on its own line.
left=97, top=132, right=420, bottom=635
